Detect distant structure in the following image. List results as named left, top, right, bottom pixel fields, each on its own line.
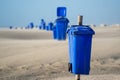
left=90, top=24, right=96, bottom=27
left=100, top=24, right=107, bottom=27
left=25, top=26, right=29, bottom=29
left=20, top=27, right=23, bottom=29
left=35, top=25, right=38, bottom=29
left=109, top=24, right=120, bottom=27
left=9, top=26, right=13, bottom=29
left=15, top=27, right=18, bottom=29
left=115, top=24, right=120, bottom=27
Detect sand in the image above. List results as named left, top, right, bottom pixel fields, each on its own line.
left=0, top=26, right=120, bottom=80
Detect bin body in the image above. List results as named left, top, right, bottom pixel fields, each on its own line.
left=42, top=22, right=46, bottom=30
left=46, top=26, right=49, bottom=31
left=39, top=26, right=42, bottom=29
left=55, top=17, right=69, bottom=40
left=67, top=25, right=95, bottom=74
left=53, top=26, right=57, bottom=39
left=47, top=22, right=53, bottom=31
left=40, top=19, right=46, bottom=30
left=67, top=27, right=74, bottom=64
left=29, top=22, right=34, bottom=29
left=49, top=22, right=53, bottom=31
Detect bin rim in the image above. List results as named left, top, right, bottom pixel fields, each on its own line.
left=68, top=25, right=95, bottom=35
left=55, top=17, right=69, bottom=23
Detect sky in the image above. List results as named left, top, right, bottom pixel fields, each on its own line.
left=0, top=0, right=120, bottom=27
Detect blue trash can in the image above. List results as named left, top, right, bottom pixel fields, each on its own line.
left=46, top=22, right=53, bottom=31
left=29, top=22, right=34, bottom=29
left=39, top=26, right=42, bottom=29
left=55, top=17, right=69, bottom=40
left=40, top=19, right=46, bottom=30
left=67, top=25, right=95, bottom=75
left=48, top=22, right=53, bottom=31
left=53, top=26, right=57, bottom=39
left=9, top=26, right=13, bottom=29
left=45, top=26, right=49, bottom=31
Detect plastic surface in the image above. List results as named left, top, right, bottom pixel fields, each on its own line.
left=46, top=22, right=53, bottom=31
left=55, top=17, right=69, bottom=40
left=46, top=26, right=49, bottom=31
left=67, top=25, right=95, bottom=74
left=29, top=22, right=34, bottom=29
left=39, top=25, right=42, bottom=29
left=40, top=19, right=46, bottom=30
left=67, top=27, right=74, bottom=64
left=57, top=7, right=66, bottom=17
left=49, top=22, right=53, bottom=30
left=9, top=26, right=13, bottom=29
left=53, top=26, right=57, bottom=39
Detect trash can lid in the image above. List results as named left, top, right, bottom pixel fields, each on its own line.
left=41, top=19, right=45, bottom=25
left=41, top=19, right=45, bottom=22
left=55, top=17, right=69, bottom=23
left=57, top=7, right=66, bottom=17
left=48, top=22, right=53, bottom=26
left=71, top=25, right=95, bottom=35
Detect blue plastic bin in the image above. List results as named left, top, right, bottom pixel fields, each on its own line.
left=29, top=22, right=34, bottom=29
left=57, top=7, right=66, bottom=17
left=55, top=17, right=69, bottom=40
left=45, top=26, right=49, bottom=31
left=39, top=26, right=42, bottom=29
left=49, top=22, right=53, bottom=31
left=47, top=22, right=53, bottom=31
left=67, top=25, right=95, bottom=75
left=53, top=26, right=57, bottom=39
left=40, top=19, right=46, bottom=30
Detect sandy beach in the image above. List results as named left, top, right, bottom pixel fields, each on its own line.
left=0, top=26, right=120, bottom=80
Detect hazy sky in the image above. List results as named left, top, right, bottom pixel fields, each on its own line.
left=0, top=0, right=120, bottom=27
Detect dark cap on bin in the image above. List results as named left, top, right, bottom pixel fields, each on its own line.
left=57, top=7, right=66, bottom=17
